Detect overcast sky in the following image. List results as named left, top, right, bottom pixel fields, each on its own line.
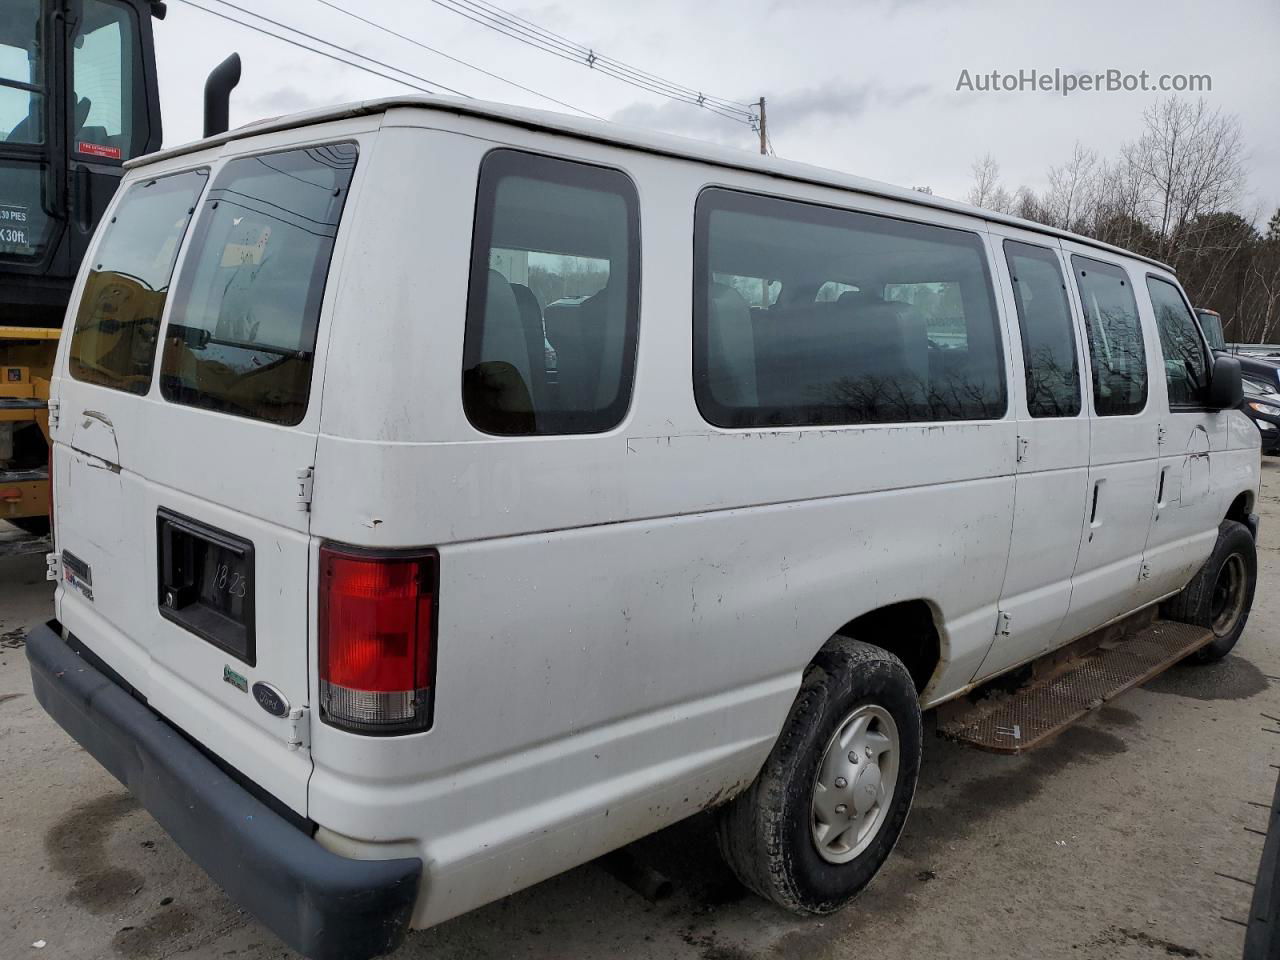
left=155, top=0, right=1280, bottom=224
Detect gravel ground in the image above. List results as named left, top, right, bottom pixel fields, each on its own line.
left=3, top=463, right=1279, bottom=960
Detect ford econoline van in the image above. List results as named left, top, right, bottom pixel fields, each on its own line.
left=27, top=96, right=1259, bottom=959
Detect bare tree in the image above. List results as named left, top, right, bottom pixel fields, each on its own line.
left=1011, top=186, right=1051, bottom=226
left=1044, top=142, right=1100, bottom=232
left=966, top=153, right=1012, bottom=212
left=1130, top=97, right=1245, bottom=262
left=951, top=97, right=1264, bottom=340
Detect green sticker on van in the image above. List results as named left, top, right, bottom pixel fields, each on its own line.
left=223, top=665, right=248, bottom=693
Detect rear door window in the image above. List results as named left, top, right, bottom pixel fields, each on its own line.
left=1072, top=255, right=1147, bottom=417
left=160, top=143, right=358, bottom=425
left=68, top=168, right=208, bottom=394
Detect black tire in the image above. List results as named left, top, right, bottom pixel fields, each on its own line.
left=6, top=515, right=50, bottom=536
left=1162, top=519, right=1257, bottom=663
left=716, top=637, right=922, bottom=914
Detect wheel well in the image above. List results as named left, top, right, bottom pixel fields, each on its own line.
left=832, top=600, right=941, bottom=694
left=1226, top=491, right=1254, bottom=527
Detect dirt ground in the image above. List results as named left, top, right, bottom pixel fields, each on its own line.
left=3, top=464, right=1280, bottom=960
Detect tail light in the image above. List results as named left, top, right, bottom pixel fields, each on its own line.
left=318, top=545, right=438, bottom=735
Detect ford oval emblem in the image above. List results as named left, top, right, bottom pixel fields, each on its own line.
left=251, top=682, right=289, bottom=718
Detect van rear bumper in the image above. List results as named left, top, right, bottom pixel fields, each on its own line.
left=26, top=621, right=422, bottom=960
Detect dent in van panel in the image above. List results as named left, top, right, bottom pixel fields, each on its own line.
left=69, top=409, right=121, bottom=467
left=62, top=450, right=124, bottom=555
left=1178, top=425, right=1211, bottom=508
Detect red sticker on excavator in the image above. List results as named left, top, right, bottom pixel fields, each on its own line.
left=76, top=141, right=122, bottom=160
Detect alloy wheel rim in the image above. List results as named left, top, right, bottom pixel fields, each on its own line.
left=811, top=704, right=899, bottom=864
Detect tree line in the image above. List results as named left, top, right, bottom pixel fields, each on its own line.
left=963, top=96, right=1279, bottom=343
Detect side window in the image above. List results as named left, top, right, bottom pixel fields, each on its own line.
left=463, top=149, right=639, bottom=436
left=73, top=0, right=140, bottom=160
left=693, top=188, right=1006, bottom=428
left=1003, top=241, right=1081, bottom=418
left=68, top=168, right=208, bottom=394
left=160, top=143, right=358, bottom=425
left=1072, top=255, right=1147, bottom=417
left=1147, top=276, right=1209, bottom=408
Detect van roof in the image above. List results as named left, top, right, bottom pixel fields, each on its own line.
left=130, top=94, right=1174, bottom=272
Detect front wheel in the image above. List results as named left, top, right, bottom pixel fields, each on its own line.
left=1163, top=519, right=1257, bottom=663
left=716, top=637, right=922, bottom=914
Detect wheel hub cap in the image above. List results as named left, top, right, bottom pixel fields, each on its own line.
left=811, top=704, right=900, bottom=864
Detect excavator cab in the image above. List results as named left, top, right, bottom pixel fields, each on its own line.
left=0, top=0, right=162, bottom=533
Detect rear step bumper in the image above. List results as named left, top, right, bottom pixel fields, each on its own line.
left=26, top=621, right=422, bottom=960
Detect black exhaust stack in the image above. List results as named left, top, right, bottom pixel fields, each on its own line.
left=203, top=53, right=242, bottom=138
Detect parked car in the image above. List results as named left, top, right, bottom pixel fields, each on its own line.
left=1196, top=307, right=1227, bottom=351
left=29, top=97, right=1260, bottom=960
left=1195, top=308, right=1280, bottom=454
left=1242, top=374, right=1280, bottom=454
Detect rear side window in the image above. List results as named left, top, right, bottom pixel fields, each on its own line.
left=1004, top=240, right=1081, bottom=418
left=160, top=143, right=358, bottom=425
left=463, top=149, right=639, bottom=436
left=1072, top=255, right=1147, bottom=416
left=1147, top=276, right=1209, bottom=408
left=68, top=168, right=208, bottom=394
left=694, top=188, right=1006, bottom=428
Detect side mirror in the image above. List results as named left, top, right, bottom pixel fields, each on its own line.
left=1207, top=354, right=1244, bottom=410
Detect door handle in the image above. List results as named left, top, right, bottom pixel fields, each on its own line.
left=1089, top=480, right=1104, bottom=528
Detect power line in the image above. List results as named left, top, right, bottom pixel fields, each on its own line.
left=447, top=0, right=750, bottom=114
left=426, top=0, right=758, bottom=125
left=433, top=0, right=751, bottom=121
left=309, top=0, right=604, bottom=121
left=173, top=0, right=472, bottom=100
left=459, top=0, right=755, bottom=111
left=207, top=0, right=473, bottom=97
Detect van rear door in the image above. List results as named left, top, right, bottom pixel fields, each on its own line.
left=53, top=141, right=361, bottom=814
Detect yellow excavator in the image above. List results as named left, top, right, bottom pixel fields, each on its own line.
left=1, top=1, right=238, bottom=536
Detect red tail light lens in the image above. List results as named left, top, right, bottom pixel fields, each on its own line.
left=318, top=545, right=438, bottom=735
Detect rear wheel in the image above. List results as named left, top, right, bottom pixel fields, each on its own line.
left=1163, top=520, right=1257, bottom=663
left=717, top=637, right=921, bottom=914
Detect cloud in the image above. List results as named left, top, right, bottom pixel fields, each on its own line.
left=768, top=81, right=930, bottom=133
left=608, top=80, right=930, bottom=150
left=238, top=85, right=327, bottom=121
left=609, top=98, right=755, bottom=148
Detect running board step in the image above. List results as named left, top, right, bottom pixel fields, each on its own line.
left=938, top=619, right=1215, bottom=754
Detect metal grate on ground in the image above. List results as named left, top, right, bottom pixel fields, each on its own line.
left=938, top=620, right=1215, bottom=753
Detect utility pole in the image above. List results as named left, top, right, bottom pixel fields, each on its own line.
left=757, top=97, right=767, bottom=155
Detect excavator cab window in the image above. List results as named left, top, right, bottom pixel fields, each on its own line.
left=73, top=0, right=140, bottom=161
left=0, top=0, right=47, bottom=261
left=0, top=0, right=44, bottom=146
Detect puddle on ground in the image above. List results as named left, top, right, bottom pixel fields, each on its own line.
left=44, top=792, right=144, bottom=914
left=1143, top=654, right=1268, bottom=701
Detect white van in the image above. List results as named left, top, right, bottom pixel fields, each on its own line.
left=28, top=96, right=1260, bottom=959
